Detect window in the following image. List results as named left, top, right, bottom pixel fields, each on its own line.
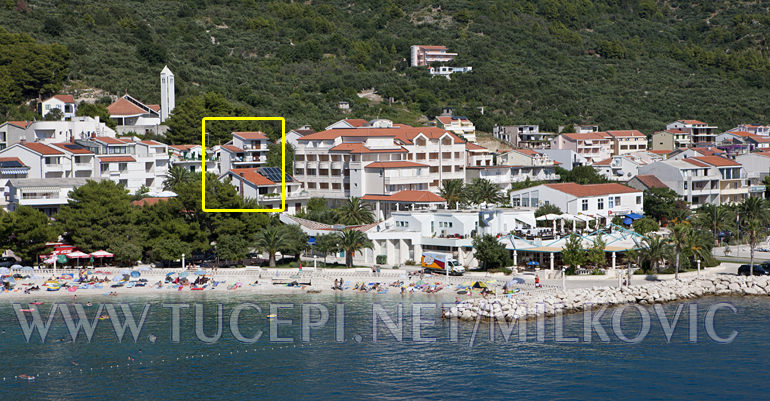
left=636, top=196, right=642, bottom=205
left=608, top=197, right=614, bottom=209
left=597, top=198, right=604, bottom=210
left=581, top=199, right=588, bottom=211
left=684, top=182, right=688, bottom=190
left=615, top=196, right=620, bottom=206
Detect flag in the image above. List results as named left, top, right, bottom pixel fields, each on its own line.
left=736, top=211, right=740, bottom=226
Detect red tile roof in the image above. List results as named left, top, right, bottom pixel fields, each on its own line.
left=329, top=143, right=407, bottom=154
left=220, top=145, right=243, bottom=153
left=233, top=132, right=268, bottom=140
left=6, top=120, right=31, bottom=129
left=753, top=151, right=770, bottom=158
left=361, top=190, right=446, bottom=203
left=544, top=183, right=640, bottom=197
left=93, top=136, right=129, bottom=145
left=465, top=142, right=487, bottom=151
left=300, top=126, right=464, bottom=145
left=728, top=131, right=754, bottom=137
left=415, top=45, right=448, bottom=50
left=0, top=157, right=26, bottom=166
left=679, top=119, right=706, bottom=125
left=592, top=158, right=613, bottom=166
left=98, top=156, right=136, bottom=163
left=606, top=130, right=645, bottom=138
left=511, top=148, right=540, bottom=157
left=561, top=132, right=610, bottom=141
left=52, top=94, right=75, bottom=103
left=107, top=98, right=146, bottom=116
left=343, top=119, right=369, bottom=127
left=227, top=168, right=276, bottom=186
left=690, top=147, right=725, bottom=157
left=747, top=135, right=770, bottom=143
left=170, top=144, right=199, bottom=151
left=436, top=116, right=470, bottom=125
left=50, top=143, right=93, bottom=154
left=633, top=175, right=667, bottom=189
left=148, top=104, right=160, bottom=112
left=131, top=197, right=171, bottom=207
left=139, top=140, right=165, bottom=146
left=689, top=156, right=741, bottom=167
left=365, top=161, right=428, bottom=168
left=21, top=142, right=63, bottom=155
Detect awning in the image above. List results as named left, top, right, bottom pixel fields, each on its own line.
left=1, top=168, right=29, bottom=175
left=625, top=213, right=643, bottom=220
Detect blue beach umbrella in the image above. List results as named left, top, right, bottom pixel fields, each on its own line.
left=166, top=272, right=176, bottom=277
left=526, top=261, right=539, bottom=266
left=130, top=271, right=141, bottom=278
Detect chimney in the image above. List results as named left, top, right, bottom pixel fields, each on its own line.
left=239, top=172, right=245, bottom=199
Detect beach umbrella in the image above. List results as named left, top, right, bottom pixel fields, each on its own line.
left=194, top=270, right=206, bottom=275
left=130, top=271, right=141, bottom=278
left=506, top=278, right=526, bottom=286
left=20, top=266, right=33, bottom=271
left=68, top=251, right=90, bottom=259
left=90, top=250, right=114, bottom=258
left=0, top=267, right=10, bottom=275
left=166, top=272, right=176, bottom=277
left=526, top=261, right=539, bottom=266
left=11, top=264, right=22, bottom=270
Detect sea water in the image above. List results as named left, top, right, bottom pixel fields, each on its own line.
left=0, top=293, right=767, bottom=400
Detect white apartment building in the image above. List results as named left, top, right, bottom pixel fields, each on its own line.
left=606, top=130, right=647, bottom=155
left=220, top=167, right=307, bottom=214
left=410, top=45, right=457, bottom=66
left=436, top=116, right=476, bottom=142
left=493, top=124, right=555, bottom=149
left=4, top=178, right=95, bottom=217
left=169, top=145, right=219, bottom=174
left=730, top=124, right=770, bottom=136
left=593, top=151, right=663, bottom=181
left=666, top=119, right=718, bottom=146
left=509, top=183, right=644, bottom=219
left=638, top=156, right=755, bottom=207
left=368, top=209, right=536, bottom=268
left=0, top=116, right=116, bottom=146
left=107, top=94, right=162, bottom=136
left=293, top=124, right=467, bottom=202
left=37, top=95, right=76, bottom=120
left=466, top=143, right=494, bottom=166
left=0, top=142, right=86, bottom=179
left=550, top=132, right=612, bottom=164
left=75, top=137, right=168, bottom=193
left=734, top=151, right=770, bottom=193
left=218, top=131, right=270, bottom=173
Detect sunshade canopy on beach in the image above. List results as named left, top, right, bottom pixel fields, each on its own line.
left=471, top=281, right=488, bottom=289
left=90, top=250, right=114, bottom=258
left=67, top=251, right=90, bottom=259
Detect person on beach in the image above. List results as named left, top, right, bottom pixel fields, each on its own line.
left=535, top=275, right=541, bottom=288
left=333, top=279, right=339, bottom=290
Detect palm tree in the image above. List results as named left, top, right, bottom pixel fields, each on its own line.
left=440, top=179, right=465, bottom=209
left=465, top=178, right=502, bottom=206
left=684, top=228, right=712, bottom=268
left=336, top=229, right=373, bottom=268
left=164, top=165, right=195, bottom=191
left=254, top=225, right=288, bottom=267
left=669, top=220, right=692, bottom=279
left=740, top=197, right=769, bottom=223
left=695, top=204, right=730, bottom=245
left=336, top=197, right=374, bottom=225
left=744, top=218, right=764, bottom=275
left=639, top=235, right=672, bottom=273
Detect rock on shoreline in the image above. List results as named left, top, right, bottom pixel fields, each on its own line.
left=444, top=275, right=770, bottom=322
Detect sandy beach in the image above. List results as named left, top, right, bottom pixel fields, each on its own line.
left=0, top=266, right=553, bottom=300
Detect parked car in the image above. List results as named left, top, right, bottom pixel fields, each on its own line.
left=738, top=264, right=770, bottom=276
left=0, top=257, right=16, bottom=268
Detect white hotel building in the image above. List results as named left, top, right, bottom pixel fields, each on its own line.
left=293, top=121, right=467, bottom=204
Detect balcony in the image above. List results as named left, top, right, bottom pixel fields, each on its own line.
left=74, top=162, right=93, bottom=169
left=384, top=175, right=433, bottom=185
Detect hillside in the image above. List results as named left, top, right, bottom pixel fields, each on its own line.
left=3, top=0, right=770, bottom=138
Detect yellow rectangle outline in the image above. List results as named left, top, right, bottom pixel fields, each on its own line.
left=201, top=116, right=286, bottom=212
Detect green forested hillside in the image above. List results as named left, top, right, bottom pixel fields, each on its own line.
left=3, top=0, right=770, bottom=141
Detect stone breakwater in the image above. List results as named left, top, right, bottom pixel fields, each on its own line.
left=444, top=275, right=770, bottom=322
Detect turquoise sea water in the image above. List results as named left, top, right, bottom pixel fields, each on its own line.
left=0, top=293, right=767, bottom=400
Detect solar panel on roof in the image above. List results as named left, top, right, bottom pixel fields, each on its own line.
left=258, top=167, right=292, bottom=183
left=0, top=160, right=23, bottom=168
left=63, top=144, right=85, bottom=150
